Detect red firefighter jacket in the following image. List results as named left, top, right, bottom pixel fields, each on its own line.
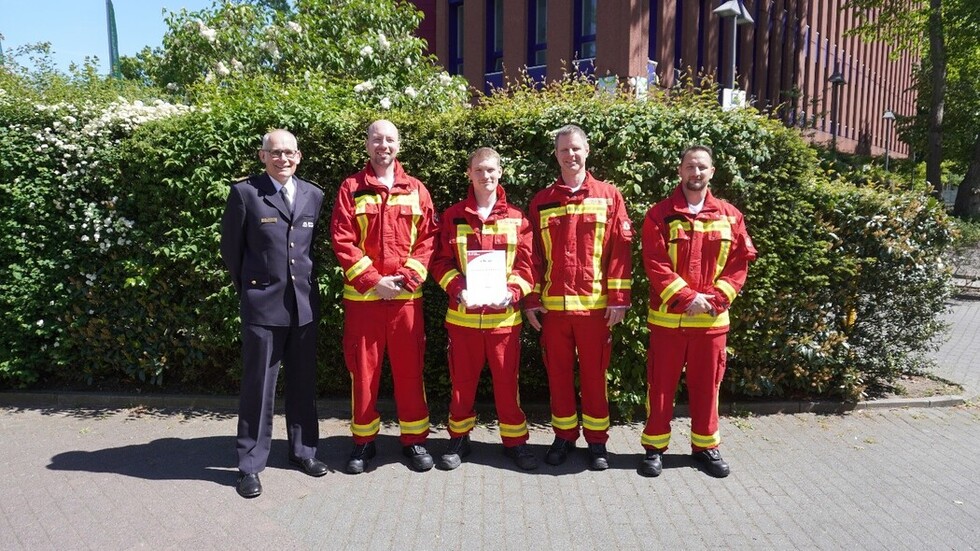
left=431, top=185, right=534, bottom=331
left=525, top=172, right=633, bottom=315
left=642, top=185, right=757, bottom=334
left=331, top=160, right=438, bottom=301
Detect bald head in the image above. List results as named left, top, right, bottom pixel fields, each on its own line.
left=365, top=119, right=400, bottom=171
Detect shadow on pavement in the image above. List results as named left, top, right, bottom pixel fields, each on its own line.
left=47, top=435, right=237, bottom=486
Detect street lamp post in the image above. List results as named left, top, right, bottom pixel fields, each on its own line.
left=713, top=0, right=754, bottom=109
left=828, top=64, right=847, bottom=159
left=883, top=109, right=896, bottom=171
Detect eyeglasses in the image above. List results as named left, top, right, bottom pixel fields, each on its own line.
left=262, top=149, right=299, bottom=159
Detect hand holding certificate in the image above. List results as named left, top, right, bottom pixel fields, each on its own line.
left=465, top=250, right=509, bottom=307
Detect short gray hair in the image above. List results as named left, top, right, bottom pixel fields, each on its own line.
left=553, top=124, right=588, bottom=149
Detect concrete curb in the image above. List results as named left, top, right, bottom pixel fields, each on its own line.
left=0, top=390, right=970, bottom=417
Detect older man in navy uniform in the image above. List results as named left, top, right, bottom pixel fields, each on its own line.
left=220, top=129, right=327, bottom=498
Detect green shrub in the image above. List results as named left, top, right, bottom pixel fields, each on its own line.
left=0, top=72, right=953, bottom=411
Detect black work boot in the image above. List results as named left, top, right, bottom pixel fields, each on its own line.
left=346, top=441, right=377, bottom=475
left=587, top=443, right=609, bottom=471
left=505, top=444, right=539, bottom=470
left=692, top=448, right=730, bottom=478
left=638, top=448, right=663, bottom=477
left=545, top=437, right=575, bottom=466
left=403, top=444, right=435, bottom=472
left=437, top=435, right=471, bottom=471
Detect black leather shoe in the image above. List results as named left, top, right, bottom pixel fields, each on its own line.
left=692, top=448, right=730, bottom=478
left=236, top=472, right=262, bottom=498
left=437, top=436, right=471, bottom=471
left=403, top=444, right=434, bottom=472
left=289, top=456, right=328, bottom=477
left=505, top=444, right=539, bottom=470
left=545, top=437, right=575, bottom=466
left=587, top=443, right=609, bottom=471
left=638, top=449, right=663, bottom=478
left=346, top=441, right=377, bottom=475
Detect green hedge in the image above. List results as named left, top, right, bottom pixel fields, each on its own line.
left=0, top=79, right=954, bottom=410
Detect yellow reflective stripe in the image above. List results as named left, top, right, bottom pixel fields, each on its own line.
left=694, top=218, right=732, bottom=238
left=405, top=257, right=428, bottom=280
left=714, top=238, right=731, bottom=282
left=551, top=413, right=579, bottom=430
left=399, top=416, right=430, bottom=435
left=647, top=309, right=730, bottom=329
left=508, top=274, right=533, bottom=295
left=351, top=417, right=381, bottom=437
left=439, top=268, right=461, bottom=291
left=343, top=284, right=422, bottom=301
left=660, top=276, right=688, bottom=303
left=581, top=414, right=610, bottom=431
left=716, top=279, right=737, bottom=303
left=354, top=193, right=383, bottom=214
left=387, top=191, right=422, bottom=254
left=607, top=278, right=631, bottom=290
left=449, top=416, right=476, bottom=433
left=499, top=421, right=528, bottom=438
left=445, top=308, right=522, bottom=329
left=345, top=256, right=373, bottom=281
left=691, top=431, right=720, bottom=448
left=542, top=294, right=608, bottom=311
left=641, top=432, right=670, bottom=449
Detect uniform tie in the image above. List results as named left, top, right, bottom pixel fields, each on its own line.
left=280, top=182, right=294, bottom=214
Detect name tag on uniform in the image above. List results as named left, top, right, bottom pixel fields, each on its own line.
left=261, top=217, right=278, bottom=224
left=302, top=221, right=315, bottom=228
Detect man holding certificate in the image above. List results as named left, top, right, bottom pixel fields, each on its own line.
left=430, top=147, right=538, bottom=471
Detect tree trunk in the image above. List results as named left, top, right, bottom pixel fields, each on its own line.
left=926, top=0, right=946, bottom=198
left=953, top=133, right=980, bottom=218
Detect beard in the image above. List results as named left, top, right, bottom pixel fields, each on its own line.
left=684, top=178, right=707, bottom=192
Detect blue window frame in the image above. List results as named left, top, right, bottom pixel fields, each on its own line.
left=528, top=0, right=548, bottom=68
left=486, top=0, right=504, bottom=72
left=648, top=0, right=659, bottom=64
left=484, top=0, right=505, bottom=92
left=448, top=0, right=464, bottom=75
left=574, top=0, right=597, bottom=60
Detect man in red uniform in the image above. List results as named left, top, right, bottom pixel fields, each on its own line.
left=525, top=125, right=633, bottom=471
left=639, top=145, right=756, bottom=478
left=430, top=147, right=538, bottom=471
left=331, top=119, right=439, bottom=474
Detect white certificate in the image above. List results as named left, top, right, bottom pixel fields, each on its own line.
left=465, top=250, right=507, bottom=306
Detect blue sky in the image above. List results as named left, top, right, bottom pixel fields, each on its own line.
left=1, top=0, right=214, bottom=73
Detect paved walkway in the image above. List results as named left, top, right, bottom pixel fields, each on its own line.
left=1, top=297, right=978, bottom=549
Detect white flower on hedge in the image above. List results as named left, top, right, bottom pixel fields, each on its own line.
left=81, top=235, right=90, bottom=242
left=360, top=45, right=374, bottom=57
left=231, top=58, right=244, bottom=72
left=36, top=319, right=44, bottom=327
left=205, top=72, right=215, bottom=83
left=287, top=21, right=302, bottom=33
left=405, top=57, right=413, bottom=66
left=378, top=33, right=391, bottom=49
left=380, top=97, right=392, bottom=109
left=215, top=61, right=231, bottom=77
left=404, top=86, right=418, bottom=98
left=197, top=21, right=217, bottom=43
left=438, top=73, right=453, bottom=86
left=166, top=82, right=178, bottom=91
left=354, top=80, right=375, bottom=93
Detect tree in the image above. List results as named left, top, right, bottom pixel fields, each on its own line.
left=120, top=0, right=468, bottom=112
left=847, top=0, right=980, bottom=217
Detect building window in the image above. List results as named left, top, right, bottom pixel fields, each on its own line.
left=486, top=0, right=504, bottom=72
left=528, top=0, right=548, bottom=67
left=448, top=0, right=464, bottom=75
left=648, top=0, right=659, bottom=64
left=574, top=0, right=597, bottom=59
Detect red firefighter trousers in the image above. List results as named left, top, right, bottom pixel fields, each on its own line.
left=344, top=299, right=429, bottom=445
left=446, top=326, right=529, bottom=447
left=541, top=314, right=612, bottom=444
left=643, top=326, right=727, bottom=452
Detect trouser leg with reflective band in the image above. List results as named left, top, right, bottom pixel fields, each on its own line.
left=541, top=314, right=612, bottom=444
left=643, top=327, right=727, bottom=451
left=386, top=300, right=430, bottom=445
left=447, top=326, right=528, bottom=446
left=344, top=300, right=430, bottom=445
